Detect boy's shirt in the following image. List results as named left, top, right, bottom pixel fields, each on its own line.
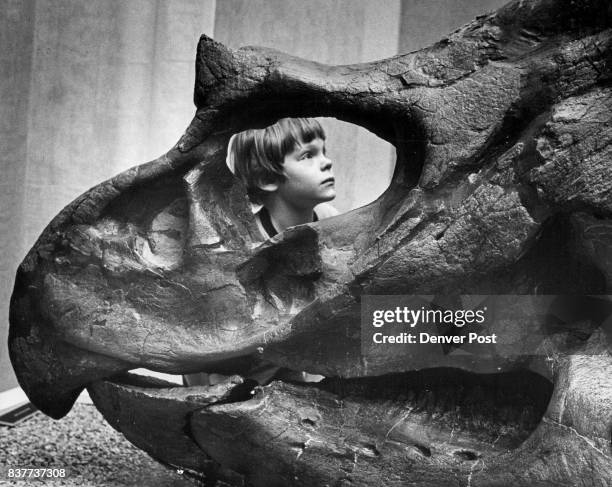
left=255, top=202, right=339, bottom=239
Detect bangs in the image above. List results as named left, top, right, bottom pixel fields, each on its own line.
left=261, top=118, right=326, bottom=164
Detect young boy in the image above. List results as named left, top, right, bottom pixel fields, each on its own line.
left=227, top=117, right=338, bottom=239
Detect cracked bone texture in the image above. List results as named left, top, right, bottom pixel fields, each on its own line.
left=8, top=0, right=612, bottom=485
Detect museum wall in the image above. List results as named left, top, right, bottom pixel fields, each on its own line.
left=399, top=0, right=508, bottom=52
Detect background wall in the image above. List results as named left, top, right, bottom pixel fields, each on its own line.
left=0, top=0, right=507, bottom=393
left=399, top=0, right=507, bottom=52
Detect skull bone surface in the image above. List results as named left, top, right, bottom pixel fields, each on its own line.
left=9, top=0, right=612, bottom=485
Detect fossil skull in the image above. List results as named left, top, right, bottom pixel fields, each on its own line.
left=9, top=0, right=612, bottom=485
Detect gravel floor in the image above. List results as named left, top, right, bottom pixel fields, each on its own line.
left=0, top=403, right=199, bottom=487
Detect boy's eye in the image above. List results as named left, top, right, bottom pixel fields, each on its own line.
left=300, top=152, right=312, bottom=160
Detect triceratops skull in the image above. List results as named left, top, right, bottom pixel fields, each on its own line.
left=9, top=0, right=612, bottom=485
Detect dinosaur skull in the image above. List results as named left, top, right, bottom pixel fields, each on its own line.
left=9, top=0, right=612, bottom=485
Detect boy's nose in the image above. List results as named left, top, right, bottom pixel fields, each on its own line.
left=321, top=155, right=332, bottom=170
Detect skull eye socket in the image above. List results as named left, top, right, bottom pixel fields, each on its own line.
left=226, top=117, right=400, bottom=215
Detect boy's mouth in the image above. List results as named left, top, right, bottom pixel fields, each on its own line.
left=321, top=177, right=335, bottom=185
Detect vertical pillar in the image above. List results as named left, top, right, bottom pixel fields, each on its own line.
left=0, top=0, right=36, bottom=392
left=22, top=0, right=159, bottom=249
left=21, top=0, right=216, bottom=251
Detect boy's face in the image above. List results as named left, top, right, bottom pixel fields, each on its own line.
left=274, top=137, right=335, bottom=209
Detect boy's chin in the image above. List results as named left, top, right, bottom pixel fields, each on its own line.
left=318, top=192, right=336, bottom=202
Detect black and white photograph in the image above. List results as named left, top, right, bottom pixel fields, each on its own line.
left=2, top=0, right=612, bottom=485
